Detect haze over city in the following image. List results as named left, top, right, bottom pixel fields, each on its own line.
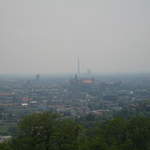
left=0, top=0, right=150, bottom=74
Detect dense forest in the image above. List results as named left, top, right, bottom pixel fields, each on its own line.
left=0, top=112, right=150, bottom=150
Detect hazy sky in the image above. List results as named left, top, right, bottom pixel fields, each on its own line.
left=0, top=0, right=150, bottom=74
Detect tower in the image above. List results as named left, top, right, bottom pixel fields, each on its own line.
left=77, top=57, right=80, bottom=78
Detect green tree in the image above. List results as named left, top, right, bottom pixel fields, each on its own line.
left=11, top=112, right=82, bottom=150
left=127, top=117, right=150, bottom=150
left=12, top=112, right=59, bottom=150
left=0, top=141, right=12, bottom=150
left=51, top=119, right=81, bottom=150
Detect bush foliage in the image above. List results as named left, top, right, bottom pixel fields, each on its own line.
left=1, top=112, right=150, bottom=150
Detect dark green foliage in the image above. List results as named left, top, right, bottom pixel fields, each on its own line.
left=127, top=117, right=150, bottom=150
left=10, top=112, right=81, bottom=150
left=51, top=119, right=81, bottom=150
left=15, top=112, right=59, bottom=150
left=1, top=112, right=150, bottom=150
left=0, top=141, right=11, bottom=150
left=90, top=117, right=150, bottom=150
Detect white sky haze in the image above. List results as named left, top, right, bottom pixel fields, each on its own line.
left=0, top=0, right=150, bottom=74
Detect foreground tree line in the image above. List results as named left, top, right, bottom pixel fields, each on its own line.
left=1, top=112, right=150, bottom=150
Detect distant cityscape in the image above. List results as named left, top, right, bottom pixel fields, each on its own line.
left=0, top=72, right=150, bottom=136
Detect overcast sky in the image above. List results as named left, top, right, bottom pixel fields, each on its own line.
left=0, top=0, right=150, bottom=74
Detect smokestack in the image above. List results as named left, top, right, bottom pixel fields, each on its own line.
left=77, top=57, right=80, bottom=78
